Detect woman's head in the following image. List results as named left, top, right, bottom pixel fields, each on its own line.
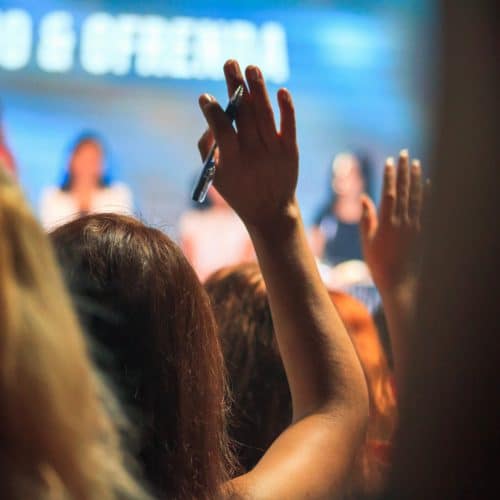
left=61, top=132, right=111, bottom=191
left=331, top=153, right=365, bottom=198
left=50, top=213, right=233, bottom=498
left=0, top=167, right=147, bottom=499
left=205, top=263, right=292, bottom=472
left=327, top=151, right=374, bottom=209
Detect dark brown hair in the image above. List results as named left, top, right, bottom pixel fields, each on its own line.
left=206, top=264, right=397, bottom=496
left=51, top=213, right=234, bottom=499
left=205, top=263, right=292, bottom=472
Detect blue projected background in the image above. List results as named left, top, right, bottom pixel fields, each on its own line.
left=0, top=0, right=435, bottom=234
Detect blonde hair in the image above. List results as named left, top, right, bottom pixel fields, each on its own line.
left=0, top=166, right=149, bottom=500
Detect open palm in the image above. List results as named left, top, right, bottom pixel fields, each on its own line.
left=197, top=60, right=299, bottom=229
left=360, top=150, right=424, bottom=294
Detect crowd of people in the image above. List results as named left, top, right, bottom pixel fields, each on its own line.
left=0, top=4, right=497, bottom=497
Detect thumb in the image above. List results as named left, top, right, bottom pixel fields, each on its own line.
left=360, top=194, right=378, bottom=243
left=198, top=94, right=238, bottom=160
left=197, top=128, right=215, bottom=160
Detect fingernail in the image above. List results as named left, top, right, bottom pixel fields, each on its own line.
left=225, top=60, right=237, bottom=77
left=279, top=88, right=290, bottom=102
left=199, top=94, right=214, bottom=108
left=386, top=156, right=395, bottom=167
left=400, top=148, right=409, bottom=158
left=411, top=159, right=421, bottom=170
left=247, top=66, right=261, bottom=82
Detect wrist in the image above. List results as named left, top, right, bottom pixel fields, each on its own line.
left=245, top=198, right=302, bottom=242
left=379, top=279, right=417, bottom=313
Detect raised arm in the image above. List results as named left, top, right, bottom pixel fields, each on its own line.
left=360, top=150, right=425, bottom=386
left=198, top=60, right=368, bottom=499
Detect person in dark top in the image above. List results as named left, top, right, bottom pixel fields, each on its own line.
left=311, top=152, right=374, bottom=265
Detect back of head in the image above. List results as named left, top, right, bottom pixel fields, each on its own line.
left=51, top=213, right=232, bottom=499
left=205, top=263, right=292, bottom=472
left=206, top=264, right=396, bottom=494
left=0, top=168, right=146, bottom=499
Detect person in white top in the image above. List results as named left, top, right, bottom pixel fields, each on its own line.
left=40, top=132, right=133, bottom=230
left=179, top=185, right=254, bottom=281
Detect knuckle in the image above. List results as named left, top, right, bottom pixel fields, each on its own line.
left=383, top=192, right=396, bottom=204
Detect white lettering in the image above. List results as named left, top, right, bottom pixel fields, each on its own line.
left=220, top=20, right=259, bottom=72
left=259, top=22, right=290, bottom=84
left=37, top=11, right=76, bottom=73
left=0, top=9, right=290, bottom=83
left=189, top=19, right=225, bottom=80
left=135, top=15, right=170, bottom=77
left=80, top=13, right=138, bottom=75
left=0, top=9, right=32, bottom=70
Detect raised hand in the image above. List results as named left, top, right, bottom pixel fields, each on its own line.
left=198, top=61, right=369, bottom=499
left=197, top=60, right=299, bottom=230
left=360, top=149, right=424, bottom=295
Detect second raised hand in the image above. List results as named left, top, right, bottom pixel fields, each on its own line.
left=360, top=149, right=423, bottom=295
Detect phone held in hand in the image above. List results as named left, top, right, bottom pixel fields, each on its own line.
left=191, top=85, right=244, bottom=203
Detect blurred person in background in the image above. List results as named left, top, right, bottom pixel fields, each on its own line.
left=40, top=131, right=133, bottom=230
left=179, top=184, right=254, bottom=281
left=329, top=290, right=397, bottom=499
left=0, top=101, right=16, bottom=175
left=205, top=263, right=396, bottom=498
left=310, top=152, right=375, bottom=266
left=0, top=166, right=149, bottom=500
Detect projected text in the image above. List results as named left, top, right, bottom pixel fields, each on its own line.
left=0, top=9, right=290, bottom=83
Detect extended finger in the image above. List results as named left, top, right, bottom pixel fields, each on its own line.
left=223, top=60, right=259, bottom=149
left=409, top=159, right=423, bottom=226
left=379, top=157, right=396, bottom=224
left=245, top=65, right=278, bottom=150
left=360, top=194, right=378, bottom=244
left=395, top=149, right=410, bottom=222
left=199, top=94, right=238, bottom=162
left=277, top=88, right=297, bottom=154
